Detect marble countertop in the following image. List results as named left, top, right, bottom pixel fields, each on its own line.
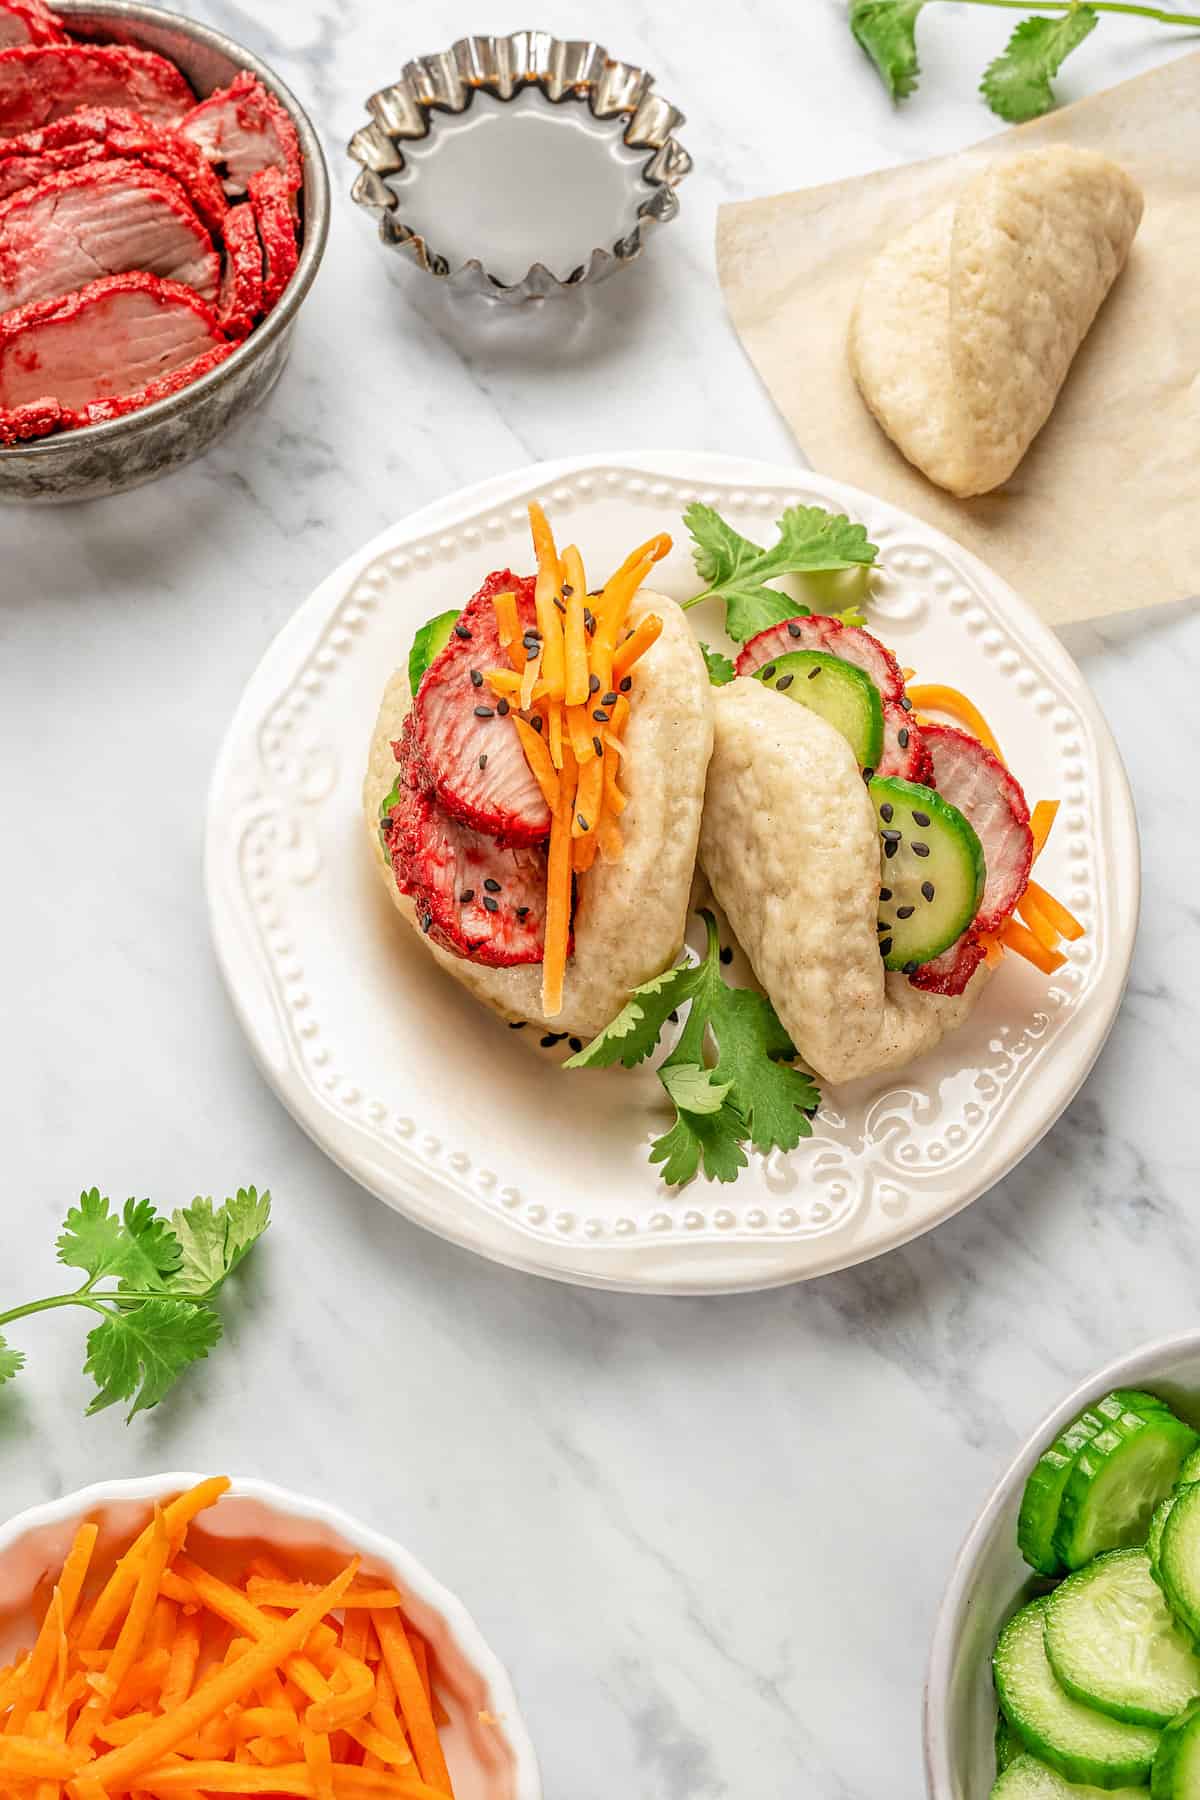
left=3, top=2, right=1198, bottom=1794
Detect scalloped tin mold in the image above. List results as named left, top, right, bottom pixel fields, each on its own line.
left=347, top=31, right=691, bottom=300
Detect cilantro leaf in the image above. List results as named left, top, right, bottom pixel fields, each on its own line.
left=116, top=1198, right=183, bottom=1292
left=699, top=642, right=736, bottom=687
left=650, top=1106, right=748, bottom=1188
left=707, top=986, right=820, bottom=1156
left=850, top=0, right=927, bottom=101
left=0, top=1334, right=25, bottom=1385
left=564, top=960, right=700, bottom=1070
left=83, top=1299, right=223, bottom=1421
left=683, top=503, right=878, bottom=643
left=170, top=1188, right=272, bottom=1297
left=658, top=1062, right=734, bottom=1116
left=56, top=1189, right=127, bottom=1280
left=981, top=7, right=1098, bottom=122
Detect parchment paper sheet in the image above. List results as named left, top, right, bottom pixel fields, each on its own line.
left=717, top=54, right=1200, bottom=626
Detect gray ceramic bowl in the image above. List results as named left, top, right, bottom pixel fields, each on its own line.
left=0, top=0, right=330, bottom=503
left=924, top=1331, right=1200, bottom=1800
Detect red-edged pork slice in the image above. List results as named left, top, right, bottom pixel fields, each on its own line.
left=0, top=390, right=59, bottom=440
left=876, top=697, right=934, bottom=783
left=0, top=271, right=224, bottom=415
left=922, top=723, right=1033, bottom=932
left=735, top=613, right=907, bottom=703
left=0, top=107, right=227, bottom=233
left=0, top=44, right=194, bottom=137
left=247, top=164, right=297, bottom=310
left=0, top=0, right=66, bottom=48
left=908, top=933, right=987, bottom=997
left=178, top=70, right=301, bottom=200
left=66, top=337, right=233, bottom=428
left=217, top=199, right=262, bottom=339
left=0, top=159, right=220, bottom=311
left=382, top=719, right=549, bottom=967
left=413, top=569, right=552, bottom=846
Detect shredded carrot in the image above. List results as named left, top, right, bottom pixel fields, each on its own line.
left=490, top=589, right=520, bottom=652
left=370, top=1612, right=452, bottom=1798
left=71, top=1506, right=171, bottom=1749
left=528, top=502, right=566, bottom=699
left=561, top=545, right=590, bottom=706
left=611, top=612, right=662, bottom=679
left=996, top=915, right=1067, bottom=975
left=572, top=834, right=599, bottom=874
left=7, top=1524, right=97, bottom=1732
left=565, top=703, right=598, bottom=766
left=519, top=642, right=542, bottom=712
left=1030, top=799, right=1060, bottom=859
left=572, top=756, right=604, bottom=841
left=907, top=683, right=1005, bottom=760
left=542, top=747, right=576, bottom=1019
left=160, top=1612, right=202, bottom=1711
left=511, top=717, right=560, bottom=814
left=1023, top=877, right=1085, bottom=941
left=547, top=702, right=564, bottom=772
left=1017, top=888, right=1062, bottom=955
left=136, top=1763, right=446, bottom=1797
left=245, top=1582, right=404, bottom=1615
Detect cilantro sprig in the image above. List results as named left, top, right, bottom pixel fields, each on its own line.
left=681, top=503, right=878, bottom=645
left=851, top=0, right=1199, bottom=124
left=0, top=1187, right=270, bottom=1420
left=566, top=911, right=820, bottom=1186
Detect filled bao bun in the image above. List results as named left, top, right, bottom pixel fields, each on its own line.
left=364, top=588, right=714, bottom=1040
left=699, top=679, right=989, bottom=1085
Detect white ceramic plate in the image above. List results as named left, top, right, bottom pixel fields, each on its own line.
left=206, top=451, right=1138, bottom=1294
left=0, top=1472, right=541, bottom=1800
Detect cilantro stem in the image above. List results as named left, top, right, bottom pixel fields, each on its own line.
left=955, top=0, right=1200, bottom=23
left=0, top=1292, right=111, bottom=1328
left=679, top=591, right=716, bottom=612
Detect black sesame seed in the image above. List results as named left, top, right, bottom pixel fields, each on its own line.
left=719, top=945, right=733, bottom=966
left=569, top=1037, right=583, bottom=1054
left=509, top=1020, right=526, bottom=1029
left=496, top=698, right=509, bottom=716
left=787, top=621, right=803, bottom=638
left=478, top=753, right=488, bottom=770
left=589, top=673, right=600, bottom=695
left=516, top=906, right=530, bottom=920
left=526, top=644, right=539, bottom=660
left=807, top=666, right=822, bottom=680
left=863, top=766, right=875, bottom=781
left=553, top=597, right=567, bottom=614
left=900, top=696, right=913, bottom=712
left=884, top=839, right=899, bottom=859
left=576, top=813, right=589, bottom=831
left=921, top=881, right=935, bottom=902
left=762, top=664, right=777, bottom=681
left=880, top=828, right=901, bottom=843
left=898, top=728, right=910, bottom=749
left=470, top=669, right=483, bottom=688
left=668, top=1010, right=679, bottom=1024
left=539, top=1034, right=557, bottom=1048
left=584, top=609, right=596, bottom=634
left=879, top=937, right=893, bottom=957
left=474, top=705, right=494, bottom=718
left=911, top=810, right=930, bottom=827
left=483, top=896, right=499, bottom=914
left=879, top=887, right=892, bottom=902
left=897, top=905, right=915, bottom=919
left=879, top=803, right=894, bottom=823
left=776, top=673, right=795, bottom=691
left=593, top=709, right=609, bottom=723
left=903, top=960, right=919, bottom=975
left=454, top=624, right=471, bottom=640
left=602, top=692, right=618, bottom=706
left=592, top=736, right=603, bottom=758
left=912, top=842, right=930, bottom=858
left=562, top=583, right=573, bottom=598
left=460, top=889, right=475, bottom=903
left=483, top=878, right=501, bottom=893
left=619, top=676, right=632, bottom=692
left=530, top=715, right=544, bottom=733
left=421, top=912, right=433, bottom=932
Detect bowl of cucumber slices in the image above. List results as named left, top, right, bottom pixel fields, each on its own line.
left=925, top=1332, right=1200, bottom=1800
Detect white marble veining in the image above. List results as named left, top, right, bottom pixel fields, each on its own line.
left=2, top=3, right=1199, bottom=1795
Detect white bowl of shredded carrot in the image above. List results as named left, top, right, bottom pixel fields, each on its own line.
left=0, top=1473, right=541, bottom=1800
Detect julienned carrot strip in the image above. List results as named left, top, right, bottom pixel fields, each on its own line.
left=547, top=703, right=564, bottom=772
left=542, top=751, right=575, bottom=1019
left=528, top=503, right=566, bottom=699
left=136, top=1763, right=444, bottom=1797
left=602, top=695, right=630, bottom=817
left=907, top=684, right=1004, bottom=761
left=998, top=915, right=1067, bottom=976
left=561, top=545, right=590, bottom=707
left=107, top=1647, right=169, bottom=1716
left=490, top=591, right=519, bottom=650
left=519, top=643, right=543, bottom=712
left=370, top=1612, right=453, bottom=1798
left=572, top=756, right=604, bottom=841
left=344, top=1720, right=414, bottom=1767
left=160, top=1612, right=201, bottom=1711
left=1017, top=888, right=1062, bottom=955
left=0, top=1735, right=84, bottom=1778
left=611, top=613, right=662, bottom=679
left=7, top=1522, right=97, bottom=1731
left=303, top=1725, right=336, bottom=1800
left=71, top=1508, right=171, bottom=1748
left=149, top=1596, right=177, bottom=1655
left=1024, top=877, right=1085, bottom=941
left=565, top=704, right=597, bottom=766
left=245, top=1582, right=404, bottom=1614
left=572, top=834, right=598, bottom=874
left=1030, top=799, right=1060, bottom=859
left=590, top=555, right=655, bottom=687
left=601, top=532, right=672, bottom=593
left=306, top=1655, right=375, bottom=1733
left=70, top=1562, right=359, bottom=1796
left=482, top=669, right=521, bottom=697
left=75, top=1478, right=230, bottom=1651
left=511, top=717, right=560, bottom=814
left=172, top=1556, right=338, bottom=1676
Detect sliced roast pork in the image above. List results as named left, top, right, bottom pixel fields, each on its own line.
left=382, top=718, right=549, bottom=966
left=0, top=158, right=220, bottom=312
left=413, top=569, right=553, bottom=846
left=908, top=934, right=987, bottom=998
left=0, top=106, right=227, bottom=232
left=0, top=43, right=194, bottom=136
left=877, top=697, right=933, bottom=783
left=178, top=70, right=301, bottom=199
left=0, top=0, right=66, bottom=49
left=0, top=270, right=225, bottom=440
left=72, top=337, right=232, bottom=428
left=217, top=197, right=261, bottom=338
left=736, top=614, right=908, bottom=703
left=247, top=163, right=296, bottom=309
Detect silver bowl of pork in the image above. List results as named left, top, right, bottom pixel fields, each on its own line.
left=0, top=0, right=329, bottom=502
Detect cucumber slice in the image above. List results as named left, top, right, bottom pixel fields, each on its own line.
left=992, top=1753, right=1147, bottom=1800
left=1054, top=1403, right=1198, bottom=1571
left=408, top=608, right=461, bottom=695
left=1045, top=1549, right=1200, bottom=1726
left=998, top=1714, right=1022, bottom=1775
left=1151, top=1697, right=1200, bottom=1799
left=1178, top=1449, right=1200, bottom=1486
left=1021, top=1414, right=1107, bottom=1576
left=1158, top=1486, right=1200, bottom=1637
left=994, top=1600, right=1160, bottom=1788
left=869, top=776, right=986, bottom=971
left=1149, top=1499, right=1176, bottom=1586
left=752, top=650, right=884, bottom=769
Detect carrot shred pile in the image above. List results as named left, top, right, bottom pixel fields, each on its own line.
left=906, top=684, right=1084, bottom=977
left=487, top=503, right=670, bottom=1018
left=0, top=1478, right=460, bottom=1800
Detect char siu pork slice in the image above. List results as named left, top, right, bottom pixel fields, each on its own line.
left=907, top=933, right=987, bottom=997
left=70, top=336, right=232, bottom=428
left=0, top=270, right=225, bottom=433
left=177, top=70, right=301, bottom=200
left=735, top=614, right=908, bottom=703
left=0, top=158, right=220, bottom=312
left=0, top=43, right=194, bottom=137
left=413, top=569, right=553, bottom=846
left=0, top=107, right=227, bottom=232
left=0, top=0, right=66, bottom=49
left=382, top=718, right=549, bottom=966
left=877, top=697, right=933, bottom=783
left=921, top=723, right=1033, bottom=933
left=247, top=164, right=296, bottom=311
left=217, top=198, right=261, bottom=338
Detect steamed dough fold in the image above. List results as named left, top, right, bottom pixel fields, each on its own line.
left=698, top=680, right=988, bottom=1085
left=849, top=146, right=1144, bottom=498
left=364, top=590, right=714, bottom=1040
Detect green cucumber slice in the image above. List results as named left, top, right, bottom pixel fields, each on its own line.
left=992, top=1752, right=1147, bottom=1800
left=752, top=649, right=884, bottom=769
left=998, top=1714, right=1022, bottom=1775
left=869, top=776, right=985, bottom=971
left=1054, top=1403, right=1198, bottom=1571
left=408, top=608, right=461, bottom=695
left=994, top=1599, right=1160, bottom=1788
left=1149, top=1498, right=1176, bottom=1586
left=1045, top=1549, right=1200, bottom=1726
left=1151, top=1697, right=1200, bottom=1799
left=1021, top=1414, right=1107, bottom=1575
left=1178, top=1449, right=1200, bottom=1486
left=1159, top=1486, right=1200, bottom=1637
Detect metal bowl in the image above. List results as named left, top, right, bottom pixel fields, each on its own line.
left=0, top=0, right=330, bottom=503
